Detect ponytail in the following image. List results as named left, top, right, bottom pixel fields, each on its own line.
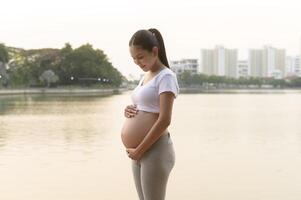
left=148, top=28, right=169, bottom=68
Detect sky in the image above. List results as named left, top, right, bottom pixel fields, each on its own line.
left=1, top=0, right=301, bottom=79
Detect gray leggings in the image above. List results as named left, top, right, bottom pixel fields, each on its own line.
left=131, top=132, right=175, bottom=200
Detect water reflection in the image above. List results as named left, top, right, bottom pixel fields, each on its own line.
left=0, top=91, right=301, bottom=200
left=0, top=94, right=118, bottom=153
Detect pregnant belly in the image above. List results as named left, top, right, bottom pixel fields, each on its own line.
left=121, top=111, right=160, bottom=148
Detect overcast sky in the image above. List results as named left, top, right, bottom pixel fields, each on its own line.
left=1, top=0, right=301, bottom=79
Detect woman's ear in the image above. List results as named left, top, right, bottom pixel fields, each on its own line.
left=152, top=46, right=159, bottom=57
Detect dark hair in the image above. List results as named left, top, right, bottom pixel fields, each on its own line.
left=129, top=28, right=169, bottom=68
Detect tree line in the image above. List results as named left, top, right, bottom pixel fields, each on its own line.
left=177, top=71, right=301, bottom=88
left=0, top=43, right=125, bottom=88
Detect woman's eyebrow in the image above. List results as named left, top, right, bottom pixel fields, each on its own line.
left=133, top=53, right=143, bottom=58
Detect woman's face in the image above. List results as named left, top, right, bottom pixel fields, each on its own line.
left=129, top=45, right=158, bottom=72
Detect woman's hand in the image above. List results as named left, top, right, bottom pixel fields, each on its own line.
left=124, top=104, right=139, bottom=118
left=126, top=148, right=143, bottom=161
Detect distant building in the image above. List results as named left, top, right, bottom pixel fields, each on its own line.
left=237, top=60, right=249, bottom=78
left=200, top=45, right=238, bottom=78
left=248, top=49, right=263, bottom=77
left=286, top=56, right=300, bottom=77
left=249, top=45, right=286, bottom=78
left=170, top=59, right=198, bottom=74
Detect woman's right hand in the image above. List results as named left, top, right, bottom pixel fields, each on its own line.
left=124, top=104, right=139, bottom=118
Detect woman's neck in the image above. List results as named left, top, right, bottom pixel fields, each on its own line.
left=149, top=61, right=166, bottom=73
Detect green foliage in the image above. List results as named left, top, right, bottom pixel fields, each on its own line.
left=0, top=43, right=9, bottom=63
left=6, top=43, right=124, bottom=88
left=177, top=71, right=292, bottom=88
left=54, top=43, right=123, bottom=86
left=287, top=77, right=301, bottom=87
left=39, top=70, right=59, bottom=87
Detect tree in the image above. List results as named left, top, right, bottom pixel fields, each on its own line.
left=0, top=43, right=9, bottom=63
left=39, top=70, right=59, bottom=87
left=0, top=44, right=10, bottom=87
left=5, top=43, right=124, bottom=87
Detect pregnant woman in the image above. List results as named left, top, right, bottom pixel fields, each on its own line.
left=121, top=28, right=179, bottom=200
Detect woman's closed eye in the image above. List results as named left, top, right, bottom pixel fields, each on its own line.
left=133, top=57, right=144, bottom=64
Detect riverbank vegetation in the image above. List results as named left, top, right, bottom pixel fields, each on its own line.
left=0, top=43, right=128, bottom=88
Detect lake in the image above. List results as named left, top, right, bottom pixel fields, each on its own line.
left=0, top=91, right=301, bottom=200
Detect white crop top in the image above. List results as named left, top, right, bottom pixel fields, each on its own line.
left=131, top=67, right=180, bottom=113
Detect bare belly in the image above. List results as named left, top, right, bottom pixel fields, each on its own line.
left=121, top=110, right=167, bottom=148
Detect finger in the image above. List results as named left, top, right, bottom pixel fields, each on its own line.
left=125, top=106, right=137, bottom=116
left=130, top=105, right=137, bottom=110
left=129, top=110, right=137, bottom=115
left=125, top=109, right=135, bottom=115
left=130, top=107, right=138, bottom=114
left=127, top=105, right=136, bottom=109
left=125, top=106, right=133, bottom=112
left=126, top=107, right=136, bottom=113
left=124, top=111, right=129, bottom=117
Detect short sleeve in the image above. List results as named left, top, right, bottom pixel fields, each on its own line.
left=158, top=74, right=179, bottom=98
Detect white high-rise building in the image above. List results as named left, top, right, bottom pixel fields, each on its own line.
left=237, top=60, right=249, bottom=78
left=249, top=49, right=263, bottom=77
left=200, top=45, right=238, bottom=78
left=170, top=59, right=198, bottom=74
left=249, top=45, right=286, bottom=78
left=286, top=56, right=300, bottom=77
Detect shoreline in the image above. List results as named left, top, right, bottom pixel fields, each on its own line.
left=0, top=87, right=130, bottom=96
left=179, top=87, right=301, bottom=94
left=1, top=87, right=301, bottom=96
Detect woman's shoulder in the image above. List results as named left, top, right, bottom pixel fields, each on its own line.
left=157, top=68, right=177, bottom=81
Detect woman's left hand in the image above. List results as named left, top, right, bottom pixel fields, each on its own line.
left=126, top=148, right=143, bottom=161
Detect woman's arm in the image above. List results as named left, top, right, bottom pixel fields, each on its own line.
left=127, top=92, right=175, bottom=160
